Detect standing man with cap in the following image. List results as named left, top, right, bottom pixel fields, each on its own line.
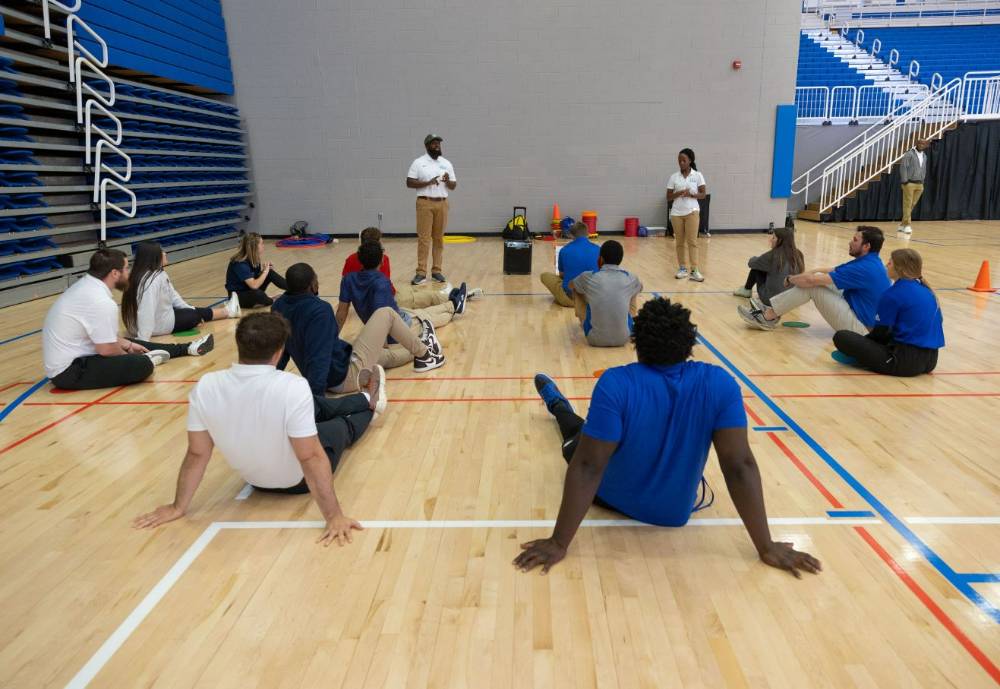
left=406, top=134, right=456, bottom=285
left=898, top=139, right=929, bottom=235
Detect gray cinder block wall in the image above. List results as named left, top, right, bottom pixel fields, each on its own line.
left=222, top=0, right=800, bottom=235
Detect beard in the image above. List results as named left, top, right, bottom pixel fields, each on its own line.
left=115, top=276, right=129, bottom=291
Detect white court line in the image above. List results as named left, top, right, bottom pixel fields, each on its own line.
left=65, top=514, right=999, bottom=688
left=234, top=484, right=254, bottom=501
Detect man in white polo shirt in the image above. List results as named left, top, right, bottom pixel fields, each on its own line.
left=42, top=248, right=213, bottom=390
left=406, top=134, right=456, bottom=285
left=134, top=312, right=383, bottom=546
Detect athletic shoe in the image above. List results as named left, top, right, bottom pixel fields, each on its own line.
left=468, top=287, right=485, bottom=300
left=450, top=282, right=467, bottom=315
left=367, top=364, right=387, bottom=416
left=413, top=349, right=445, bottom=372
left=411, top=273, right=427, bottom=286
left=225, top=292, right=241, bottom=319
left=438, top=282, right=454, bottom=296
left=897, top=224, right=905, bottom=233
left=145, top=349, right=170, bottom=366
left=675, top=267, right=689, bottom=279
left=732, top=287, right=752, bottom=298
left=418, top=318, right=442, bottom=356
left=737, top=305, right=778, bottom=331
left=534, top=373, right=573, bottom=414
left=187, top=333, right=215, bottom=356
left=749, top=296, right=766, bottom=313
left=902, top=225, right=912, bottom=235
left=431, top=272, right=447, bottom=283
left=689, top=269, right=705, bottom=282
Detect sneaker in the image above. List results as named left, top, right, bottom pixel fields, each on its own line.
left=689, top=269, right=705, bottom=282
left=225, top=292, right=241, bottom=319
left=675, top=267, right=689, bottom=279
left=438, top=282, right=454, bottom=296
left=467, top=287, right=485, bottom=300
left=431, top=272, right=447, bottom=283
left=737, top=305, right=778, bottom=331
left=366, top=364, right=387, bottom=416
left=413, top=349, right=445, bottom=372
left=732, top=287, right=752, bottom=298
left=450, top=282, right=467, bottom=315
left=897, top=224, right=905, bottom=233
left=902, top=225, right=912, bottom=235
left=534, top=373, right=573, bottom=414
left=749, top=296, right=766, bottom=313
left=418, top=317, right=442, bottom=356
left=145, top=349, right=170, bottom=366
left=187, top=333, right=215, bottom=356
left=411, top=273, right=427, bottom=286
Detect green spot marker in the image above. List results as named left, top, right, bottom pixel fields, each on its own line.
left=174, top=328, right=200, bottom=337
left=831, top=350, right=859, bottom=366
left=782, top=321, right=810, bottom=328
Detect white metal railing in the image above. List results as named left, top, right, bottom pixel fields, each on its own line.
left=794, top=83, right=920, bottom=122
left=962, top=70, right=1000, bottom=118
left=818, top=77, right=964, bottom=212
left=805, top=0, right=1000, bottom=27
left=796, top=86, right=830, bottom=119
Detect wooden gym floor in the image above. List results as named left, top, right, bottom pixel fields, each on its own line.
left=0, top=219, right=998, bottom=688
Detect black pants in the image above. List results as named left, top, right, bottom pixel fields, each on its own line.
left=833, top=331, right=939, bottom=377
left=50, top=338, right=190, bottom=390
left=254, top=393, right=373, bottom=494
left=236, top=271, right=287, bottom=308
left=549, top=400, right=615, bottom=510
left=172, top=306, right=214, bottom=332
left=744, top=269, right=767, bottom=292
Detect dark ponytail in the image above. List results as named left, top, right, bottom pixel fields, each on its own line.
left=680, top=147, right=697, bottom=171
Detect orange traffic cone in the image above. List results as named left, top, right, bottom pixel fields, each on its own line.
left=551, top=203, right=562, bottom=238
left=968, top=260, right=998, bottom=293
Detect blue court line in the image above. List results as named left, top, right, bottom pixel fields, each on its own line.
left=827, top=510, right=876, bottom=518
left=957, top=573, right=1000, bottom=584
left=208, top=297, right=227, bottom=307
left=0, top=329, right=41, bottom=347
left=0, top=377, right=48, bottom=423
left=753, top=426, right=788, bottom=432
left=696, top=332, right=1000, bottom=624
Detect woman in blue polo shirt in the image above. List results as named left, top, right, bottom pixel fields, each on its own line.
left=225, top=233, right=288, bottom=308
left=832, top=248, right=944, bottom=376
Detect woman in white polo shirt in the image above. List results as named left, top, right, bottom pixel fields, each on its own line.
left=666, top=148, right=707, bottom=282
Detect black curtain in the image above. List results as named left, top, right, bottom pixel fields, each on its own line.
left=827, top=120, right=1000, bottom=222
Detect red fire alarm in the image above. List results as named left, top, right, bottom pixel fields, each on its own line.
left=732, top=59, right=742, bottom=70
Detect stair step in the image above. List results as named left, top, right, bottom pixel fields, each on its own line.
left=797, top=209, right=822, bottom=221
left=806, top=202, right=820, bottom=211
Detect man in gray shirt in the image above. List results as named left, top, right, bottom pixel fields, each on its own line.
left=899, top=139, right=929, bottom=235
left=570, top=241, right=643, bottom=347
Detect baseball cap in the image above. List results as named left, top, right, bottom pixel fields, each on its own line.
left=424, top=134, right=443, bottom=145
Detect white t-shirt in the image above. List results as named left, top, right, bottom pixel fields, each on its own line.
left=134, top=270, right=193, bottom=339
left=187, top=364, right=317, bottom=489
left=667, top=169, right=706, bottom=217
left=42, top=274, right=120, bottom=378
left=915, top=151, right=925, bottom=167
left=407, top=154, right=456, bottom=199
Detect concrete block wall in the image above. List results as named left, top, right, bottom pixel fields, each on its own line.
left=222, top=0, right=800, bottom=235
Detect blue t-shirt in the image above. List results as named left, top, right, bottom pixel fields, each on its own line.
left=829, top=253, right=892, bottom=328
left=874, top=278, right=945, bottom=349
left=581, top=361, right=747, bottom=526
left=225, top=261, right=260, bottom=293
left=558, top=237, right=600, bottom=294
left=339, top=270, right=399, bottom=324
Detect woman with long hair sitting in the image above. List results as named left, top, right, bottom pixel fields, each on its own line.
left=122, top=241, right=240, bottom=340
left=225, top=232, right=288, bottom=308
left=733, top=225, right=804, bottom=306
left=832, top=248, right=944, bottom=376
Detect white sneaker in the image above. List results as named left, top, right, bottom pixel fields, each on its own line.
left=145, top=350, right=171, bottom=366
left=903, top=225, right=912, bottom=235
left=675, top=267, right=689, bottom=279
left=438, top=282, right=454, bottom=296
left=367, top=364, right=387, bottom=418
left=187, top=333, right=215, bottom=356
left=732, top=287, right=751, bottom=298
left=897, top=225, right=905, bottom=233
left=468, top=287, right=485, bottom=300
left=689, top=269, right=704, bottom=282
left=225, top=292, right=241, bottom=318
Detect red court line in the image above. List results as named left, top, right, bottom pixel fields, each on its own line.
left=854, top=526, right=1000, bottom=686
left=748, top=371, right=1000, bottom=378
left=772, top=392, right=1000, bottom=399
left=0, top=381, right=33, bottom=393
left=0, top=386, right=126, bottom=456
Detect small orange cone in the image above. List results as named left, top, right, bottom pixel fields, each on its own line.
left=968, top=260, right=998, bottom=293
left=551, top=203, right=562, bottom=237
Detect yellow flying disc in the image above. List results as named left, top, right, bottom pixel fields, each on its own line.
left=443, top=235, right=476, bottom=243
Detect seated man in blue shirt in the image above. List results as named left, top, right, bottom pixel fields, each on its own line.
left=272, top=262, right=444, bottom=395
left=540, top=221, right=600, bottom=307
left=738, top=226, right=891, bottom=335
left=515, top=297, right=821, bottom=578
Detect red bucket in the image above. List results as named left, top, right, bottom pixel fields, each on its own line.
left=624, top=217, right=639, bottom=236
left=581, top=211, right=597, bottom=235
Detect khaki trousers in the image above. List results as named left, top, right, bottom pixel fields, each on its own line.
left=402, top=301, right=455, bottom=329
left=901, top=182, right=923, bottom=226
left=540, top=272, right=574, bottom=307
left=395, top=283, right=449, bottom=310
left=768, top=283, right=868, bottom=335
left=416, top=197, right=448, bottom=276
left=337, top=307, right=427, bottom=390
left=673, top=212, right=700, bottom=267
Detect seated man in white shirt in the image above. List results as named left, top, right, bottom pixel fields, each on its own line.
left=134, top=312, right=385, bottom=546
left=42, top=249, right=214, bottom=390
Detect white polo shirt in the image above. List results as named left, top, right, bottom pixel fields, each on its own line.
left=42, top=274, right=120, bottom=378
left=407, top=154, right=456, bottom=199
left=187, top=364, right=317, bottom=489
left=667, top=169, right=706, bottom=217
left=134, top=270, right=193, bottom=339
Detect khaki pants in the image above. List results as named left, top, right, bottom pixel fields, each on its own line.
left=768, top=283, right=868, bottom=335
left=673, top=212, right=700, bottom=268
left=416, top=197, right=449, bottom=276
left=540, top=272, right=574, bottom=307
left=395, top=283, right=449, bottom=310
left=337, top=307, right=427, bottom=391
left=901, top=182, right=923, bottom=226
left=402, top=301, right=455, bottom=329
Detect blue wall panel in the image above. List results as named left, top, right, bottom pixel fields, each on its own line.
left=77, top=0, right=234, bottom=94
left=771, top=104, right=796, bottom=198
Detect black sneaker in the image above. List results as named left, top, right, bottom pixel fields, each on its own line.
left=431, top=272, right=447, bottom=283
left=450, top=282, right=467, bottom=315
left=411, top=273, right=427, bottom=286
left=418, top=318, right=442, bottom=356
left=413, top=349, right=445, bottom=372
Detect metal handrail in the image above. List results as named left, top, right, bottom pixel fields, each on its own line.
left=809, top=0, right=1000, bottom=27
